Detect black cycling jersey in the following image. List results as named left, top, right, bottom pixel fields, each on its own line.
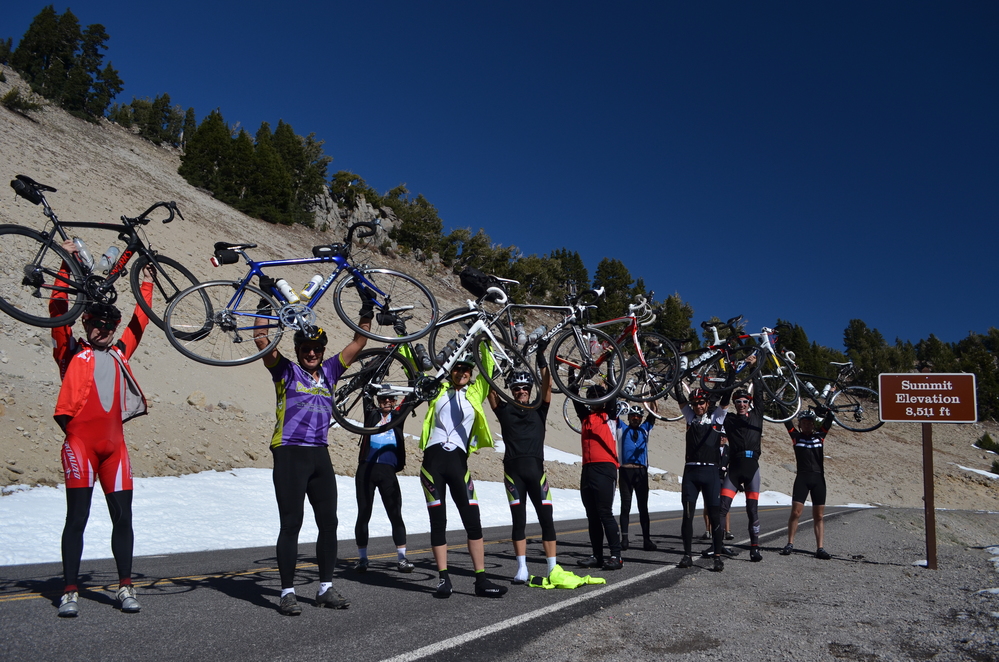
left=494, top=400, right=549, bottom=460
left=682, top=405, right=726, bottom=465
left=785, top=414, right=834, bottom=475
left=723, top=383, right=765, bottom=459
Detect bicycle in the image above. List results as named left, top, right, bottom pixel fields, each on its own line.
left=584, top=294, right=681, bottom=403
left=1, top=174, right=199, bottom=330
left=426, top=269, right=627, bottom=407
left=730, top=325, right=801, bottom=423
left=786, top=359, right=883, bottom=432
left=162, top=221, right=439, bottom=366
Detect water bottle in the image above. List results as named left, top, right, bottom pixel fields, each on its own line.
left=300, top=274, right=323, bottom=300
left=275, top=279, right=300, bottom=304
left=679, top=355, right=689, bottom=371
left=96, top=246, right=120, bottom=273
left=804, top=381, right=820, bottom=398
left=820, top=383, right=833, bottom=399
left=526, top=325, right=547, bottom=344
left=435, top=338, right=459, bottom=366
left=72, top=237, right=94, bottom=270
left=514, top=322, right=527, bottom=345
left=588, top=335, right=603, bottom=358
left=414, top=343, right=433, bottom=371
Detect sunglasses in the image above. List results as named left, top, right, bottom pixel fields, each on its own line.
left=86, top=318, right=118, bottom=331
left=451, top=364, right=473, bottom=373
left=298, top=345, right=325, bottom=355
left=511, top=386, right=531, bottom=393
left=734, top=399, right=751, bottom=404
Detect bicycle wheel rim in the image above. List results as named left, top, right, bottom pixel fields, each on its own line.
left=550, top=327, right=625, bottom=405
left=330, top=348, right=419, bottom=435
left=0, top=225, right=86, bottom=328
left=333, top=268, right=438, bottom=343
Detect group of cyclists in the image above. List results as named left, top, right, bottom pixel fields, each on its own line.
left=44, top=241, right=835, bottom=617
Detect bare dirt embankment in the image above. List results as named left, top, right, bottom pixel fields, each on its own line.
left=1, top=67, right=997, bottom=513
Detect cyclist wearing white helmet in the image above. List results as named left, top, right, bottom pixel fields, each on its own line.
left=616, top=401, right=659, bottom=552
left=419, top=348, right=508, bottom=598
left=780, top=406, right=835, bottom=560
left=252, top=294, right=373, bottom=615
left=488, top=341, right=558, bottom=584
left=720, top=380, right=766, bottom=562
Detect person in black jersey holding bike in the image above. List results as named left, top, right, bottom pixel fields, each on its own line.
left=352, top=392, right=415, bottom=574
left=720, top=376, right=766, bottom=562
left=617, top=402, right=659, bottom=552
left=675, top=387, right=727, bottom=571
left=780, top=406, right=835, bottom=560
left=488, top=341, right=559, bottom=584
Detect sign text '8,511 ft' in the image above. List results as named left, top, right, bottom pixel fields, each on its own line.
left=879, top=373, right=977, bottom=423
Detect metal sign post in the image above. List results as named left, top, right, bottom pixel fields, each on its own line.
left=879, top=373, right=977, bottom=571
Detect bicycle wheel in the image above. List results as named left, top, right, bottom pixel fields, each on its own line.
left=474, top=333, right=543, bottom=410
left=164, top=281, right=282, bottom=366
left=130, top=254, right=199, bottom=331
left=333, top=267, right=438, bottom=343
left=0, top=225, right=86, bottom=327
left=621, top=332, right=680, bottom=403
left=329, top=348, right=420, bottom=435
left=699, top=345, right=760, bottom=394
left=427, top=307, right=480, bottom=369
left=643, top=396, right=685, bottom=422
left=549, top=327, right=626, bottom=405
left=562, top=396, right=582, bottom=433
left=759, top=374, right=801, bottom=423
left=829, top=385, right=883, bottom=432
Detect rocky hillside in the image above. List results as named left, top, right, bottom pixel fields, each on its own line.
left=1, top=67, right=997, bottom=512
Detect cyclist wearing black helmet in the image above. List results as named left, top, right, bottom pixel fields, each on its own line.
left=253, top=298, right=372, bottom=615
left=617, top=402, right=659, bottom=552
left=51, top=241, right=155, bottom=617
left=569, top=381, right=623, bottom=571
left=780, top=406, right=835, bottom=560
left=419, top=348, right=508, bottom=598
left=488, top=341, right=558, bottom=584
left=675, top=386, right=728, bottom=572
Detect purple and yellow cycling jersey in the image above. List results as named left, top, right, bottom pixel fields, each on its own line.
left=266, top=353, right=348, bottom=448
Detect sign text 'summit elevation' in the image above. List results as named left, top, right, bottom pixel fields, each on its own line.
left=879, top=373, right=977, bottom=423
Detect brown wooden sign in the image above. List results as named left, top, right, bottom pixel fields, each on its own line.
left=879, top=373, right=977, bottom=423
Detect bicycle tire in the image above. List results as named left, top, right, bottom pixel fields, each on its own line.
left=164, top=280, right=282, bottom=366
left=333, top=267, right=438, bottom=343
left=758, top=354, right=801, bottom=409
left=130, top=254, right=199, bottom=331
left=0, top=225, right=87, bottom=327
left=759, top=374, right=801, bottom=423
left=329, top=348, right=420, bottom=435
left=620, top=331, right=680, bottom=403
left=474, top=333, right=543, bottom=410
left=549, top=326, right=626, bottom=406
left=427, top=307, right=480, bottom=369
left=829, top=385, right=883, bottom=432
left=699, top=344, right=760, bottom=393
left=643, top=396, right=685, bottom=422
left=562, top=396, right=582, bottom=433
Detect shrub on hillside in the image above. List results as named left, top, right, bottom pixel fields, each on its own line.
left=2, top=88, right=43, bottom=115
left=974, top=432, right=998, bottom=453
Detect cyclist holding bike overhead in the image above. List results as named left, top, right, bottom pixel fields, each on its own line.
left=780, top=406, right=836, bottom=560
left=419, top=349, right=508, bottom=599
left=720, top=376, right=766, bottom=562
left=487, top=341, right=559, bottom=585
left=675, top=387, right=727, bottom=571
left=51, top=240, right=154, bottom=618
left=617, top=402, right=659, bottom=552
left=252, top=295, right=373, bottom=616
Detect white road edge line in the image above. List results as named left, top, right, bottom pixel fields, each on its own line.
left=379, top=509, right=848, bottom=662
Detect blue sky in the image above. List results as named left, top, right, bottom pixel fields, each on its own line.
left=5, top=2, right=997, bottom=350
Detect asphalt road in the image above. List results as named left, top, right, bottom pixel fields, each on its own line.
left=0, top=505, right=846, bottom=662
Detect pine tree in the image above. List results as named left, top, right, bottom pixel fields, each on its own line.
left=247, top=122, right=295, bottom=224
left=181, top=107, right=196, bottom=149
left=178, top=109, right=231, bottom=191
left=592, top=257, right=634, bottom=322
left=548, top=248, right=589, bottom=292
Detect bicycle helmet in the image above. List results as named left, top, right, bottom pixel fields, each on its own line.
left=690, top=388, right=709, bottom=403
left=798, top=409, right=817, bottom=421
left=505, top=370, right=534, bottom=390
left=732, top=388, right=751, bottom=402
left=627, top=405, right=644, bottom=417
left=294, top=327, right=328, bottom=348
left=452, top=351, right=475, bottom=368
left=585, top=384, right=607, bottom=400
left=82, top=302, right=122, bottom=323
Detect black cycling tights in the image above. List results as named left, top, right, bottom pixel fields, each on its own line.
left=680, top=465, right=722, bottom=556
left=62, top=487, right=133, bottom=591
left=580, top=462, right=621, bottom=560
left=272, top=446, right=338, bottom=588
left=354, top=461, right=406, bottom=549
